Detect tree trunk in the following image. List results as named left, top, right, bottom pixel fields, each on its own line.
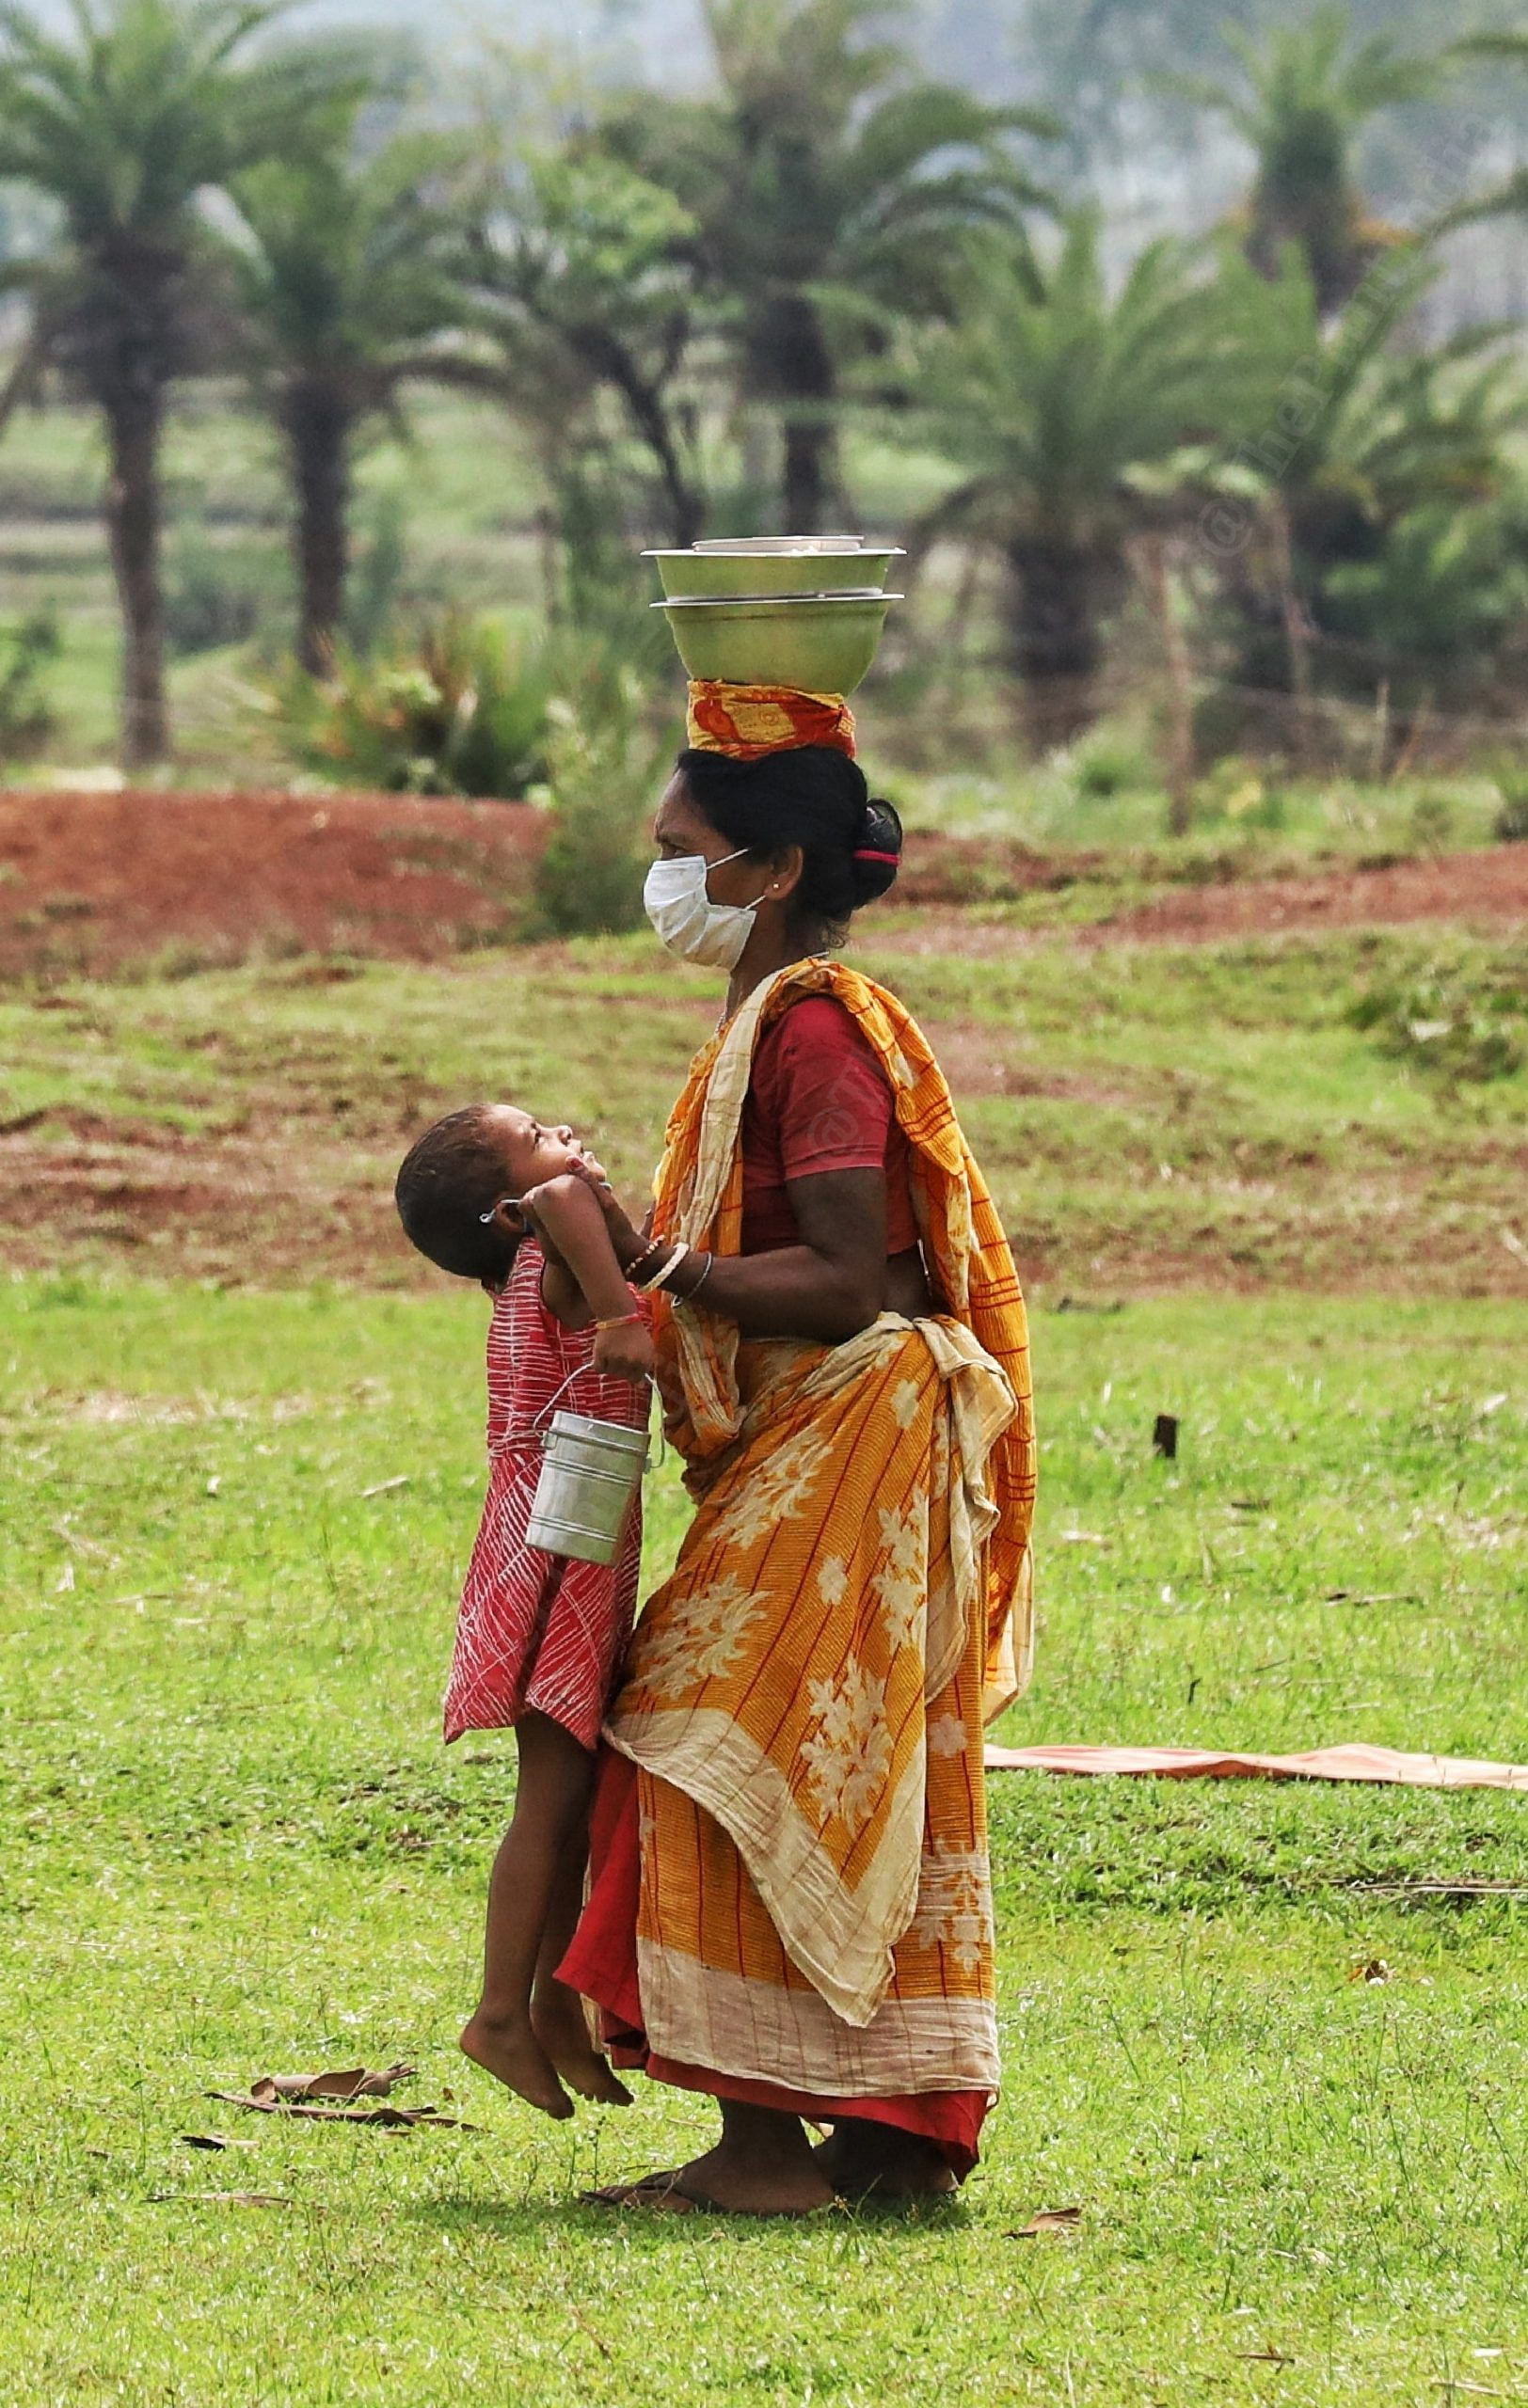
left=759, top=293, right=836, bottom=534
left=1006, top=534, right=1103, bottom=751
left=576, top=329, right=706, bottom=547
left=285, top=380, right=354, bottom=676
left=103, top=382, right=167, bottom=767
left=1134, top=532, right=1196, bottom=834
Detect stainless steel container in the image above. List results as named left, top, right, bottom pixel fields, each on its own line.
left=526, top=1408, right=649, bottom=1566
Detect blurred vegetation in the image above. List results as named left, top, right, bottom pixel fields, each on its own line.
left=0, top=0, right=1526, bottom=829
left=278, top=614, right=555, bottom=797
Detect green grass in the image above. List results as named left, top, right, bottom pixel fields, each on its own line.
left=3, top=922, right=1523, bottom=1292
left=2, top=1277, right=1525, bottom=2404
left=0, top=385, right=548, bottom=778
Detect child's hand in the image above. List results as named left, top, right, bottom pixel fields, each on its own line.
left=567, top=1159, right=646, bottom=1264
left=593, top=1320, right=656, bottom=1386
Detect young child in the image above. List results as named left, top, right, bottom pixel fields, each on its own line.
left=395, top=1102, right=654, bottom=2120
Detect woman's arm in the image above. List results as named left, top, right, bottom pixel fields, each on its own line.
left=697, top=1168, right=888, bottom=1340
left=588, top=1164, right=889, bottom=1345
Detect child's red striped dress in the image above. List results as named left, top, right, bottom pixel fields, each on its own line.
left=443, top=1239, right=646, bottom=1750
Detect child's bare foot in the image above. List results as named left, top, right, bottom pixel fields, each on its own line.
left=460, top=2009, right=574, bottom=2119
left=532, top=1982, right=633, bottom=2107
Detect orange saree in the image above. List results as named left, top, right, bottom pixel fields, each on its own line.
left=561, top=960, right=1036, bottom=2168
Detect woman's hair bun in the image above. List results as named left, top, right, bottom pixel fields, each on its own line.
left=850, top=796, right=903, bottom=906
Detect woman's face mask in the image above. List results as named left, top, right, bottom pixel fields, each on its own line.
left=644, top=847, right=760, bottom=970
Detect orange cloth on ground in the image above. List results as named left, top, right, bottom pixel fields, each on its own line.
left=687, top=679, right=857, bottom=759
left=570, top=959, right=1036, bottom=2119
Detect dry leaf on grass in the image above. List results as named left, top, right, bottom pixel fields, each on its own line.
left=208, top=2081, right=474, bottom=2131
left=203, top=2059, right=476, bottom=2129
left=1351, top=1958, right=1393, bottom=1984
left=178, top=2132, right=254, bottom=2152
left=361, top=1476, right=409, bottom=1498
left=1235, top=2349, right=1294, bottom=2364
left=1006, top=2206, right=1083, bottom=2238
left=153, top=2192, right=292, bottom=2208
left=252, top=2062, right=413, bottom=2103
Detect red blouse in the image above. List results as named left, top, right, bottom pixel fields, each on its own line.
left=740, top=994, right=918, bottom=1255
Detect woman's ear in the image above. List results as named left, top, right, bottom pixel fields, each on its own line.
left=763, top=843, right=805, bottom=904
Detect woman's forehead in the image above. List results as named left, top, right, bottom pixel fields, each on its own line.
left=654, top=773, right=709, bottom=843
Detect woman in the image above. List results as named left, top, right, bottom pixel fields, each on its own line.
left=560, top=708, right=1036, bottom=2214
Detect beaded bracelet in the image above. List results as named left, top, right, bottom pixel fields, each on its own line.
left=638, top=1243, right=689, bottom=1294
left=624, top=1237, right=666, bottom=1285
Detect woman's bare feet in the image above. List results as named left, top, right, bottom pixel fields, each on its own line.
left=585, top=2147, right=836, bottom=2217
left=460, top=2008, right=574, bottom=2119
left=813, top=2118, right=958, bottom=2200
left=585, top=2102, right=837, bottom=2217
left=531, top=1980, right=632, bottom=2108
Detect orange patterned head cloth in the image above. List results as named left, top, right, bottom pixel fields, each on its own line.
left=687, top=679, right=857, bottom=761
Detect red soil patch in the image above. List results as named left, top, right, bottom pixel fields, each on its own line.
left=3, top=787, right=1523, bottom=980
left=0, top=785, right=538, bottom=978
left=1087, top=846, right=1528, bottom=946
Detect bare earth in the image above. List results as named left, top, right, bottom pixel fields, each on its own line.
left=3, top=787, right=1527, bottom=979
left=2, top=789, right=1524, bottom=1294
left=0, top=785, right=538, bottom=979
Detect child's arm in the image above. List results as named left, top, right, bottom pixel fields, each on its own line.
left=520, top=1174, right=655, bottom=1385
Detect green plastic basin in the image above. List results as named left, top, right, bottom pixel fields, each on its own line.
left=644, top=547, right=903, bottom=598
left=654, top=593, right=901, bottom=692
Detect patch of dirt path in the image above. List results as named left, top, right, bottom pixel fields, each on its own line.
left=0, top=786, right=537, bottom=978
left=1088, top=846, right=1528, bottom=945
left=3, top=788, right=1525, bottom=981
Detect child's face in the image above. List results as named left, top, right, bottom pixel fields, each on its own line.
left=479, top=1105, right=594, bottom=1200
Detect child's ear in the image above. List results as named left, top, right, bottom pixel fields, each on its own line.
left=480, top=1196, right=528, bottom=1236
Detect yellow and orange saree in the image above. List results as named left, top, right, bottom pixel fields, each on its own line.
left=593, top=959, right=1036, bottom=2106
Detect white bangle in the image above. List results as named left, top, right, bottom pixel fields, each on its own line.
left=638, top=1243, right=689, bottom=1294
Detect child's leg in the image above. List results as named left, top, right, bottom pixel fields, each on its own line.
left=530, top=1836, right=631, bottom=2107
left=460, top=1709, right=597, bottom=2118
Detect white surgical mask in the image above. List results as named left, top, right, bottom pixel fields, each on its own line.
left=644, top=848, right=759, bottom=970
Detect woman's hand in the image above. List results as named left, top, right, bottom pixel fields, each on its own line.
left=592, top=1321, right=657, bottom=1386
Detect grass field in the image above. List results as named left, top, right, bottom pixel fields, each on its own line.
left=3, top=1276, right=1526, bottom=2405
left=2, top=843, right=1526, bottom=2405
left=3, top=917, right=1526, bottom=1294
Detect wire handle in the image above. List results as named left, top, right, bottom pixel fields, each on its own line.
left=533, top=1361, right=658, bottom=1448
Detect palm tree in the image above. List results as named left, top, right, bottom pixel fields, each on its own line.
left=0, top=0, right=359, bottom=762
left=915, top=214, right=1278, bottom=745
left=1166, top=8, right=1440, bottom=318
left=227, top=116, right=474, bottom=672
left=1208, top=247, right=1528, bottom=710
left=465, top=147, right=708, bottom=550
left=600, top=0, right=1057, bottom=532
